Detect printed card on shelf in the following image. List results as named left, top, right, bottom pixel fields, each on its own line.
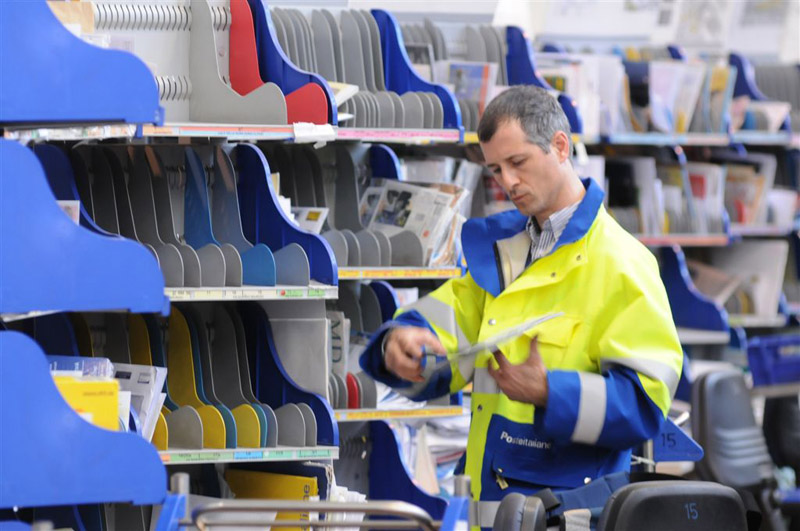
left=291, top=207, right=329, bottom=234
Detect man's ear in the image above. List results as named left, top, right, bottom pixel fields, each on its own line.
left=551, top=131, right=571, bottom=163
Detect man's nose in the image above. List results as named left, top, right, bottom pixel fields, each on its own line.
left=497, top=168, right=520, bottom=191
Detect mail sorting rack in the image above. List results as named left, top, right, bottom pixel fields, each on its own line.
left=83, top=0, right=463, bottom=136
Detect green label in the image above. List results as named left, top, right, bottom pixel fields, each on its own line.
left=308, top=289, right=325, bottom=297
left=267, top=450, right=295, bottom=460
left=172, top=451, right=233, bottom=463
left=283, top=289, right=304, bottom=298
left=298, top=449, right=331, bottom=459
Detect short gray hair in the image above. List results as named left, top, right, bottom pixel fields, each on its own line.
left=477, top=85, right=572, bottom=154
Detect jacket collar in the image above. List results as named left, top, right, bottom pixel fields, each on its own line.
left=462, top=178, right=604, bottom=297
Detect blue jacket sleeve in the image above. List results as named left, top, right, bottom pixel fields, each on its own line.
left=533, top=366, right=665, bottom=450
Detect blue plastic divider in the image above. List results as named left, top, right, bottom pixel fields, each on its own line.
left=652, top=418, right=704, bottom=463
left=33, top=145, right=112, bottom=236
left=0, top=0, right=161, bottom=125
left=659, top=246, right=729, bottom=332
left=729, top=52, right=791, bottom=132
left=369, top=145, right=402, bottom=180
left=369, top=281, right=400, bottom=323
left=179, top=305, right=238, bottom=449
left=238, top=302, right=338, bottom=446
left=207, top=149, right=278, bottom=286
left=234, top=144, right=338, bottom=286
left=667, top=45, right=686, bottom=61
left=143, top=315, right=180, bottom=412
left=371, top=9, right=463, bottom=133
left=0, top=522, right=31, bottom=530
left=541, top=43, right=567, bottom=53
left=249, top=0, right=337, bottom=125
left=0, top=331, right=166, bottom=508
left=0, top=140, right=168, bottom=316
left=368, top=420, right=447, bottom=520
left=31, top=313, right=79, bottom=357
left=505, top=26, right=583, bottom=134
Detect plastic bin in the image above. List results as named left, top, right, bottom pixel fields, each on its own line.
left=747, top=335, right=800, bottom=386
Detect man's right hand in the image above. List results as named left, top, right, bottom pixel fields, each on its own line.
left=383, top=326, right=447, bottom=383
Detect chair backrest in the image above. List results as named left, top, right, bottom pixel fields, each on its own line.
left=691, top=370, right=773, bottom=488
left=597, top=481, right=748, bottom=531
left=492, top=492, right=547, bottom=531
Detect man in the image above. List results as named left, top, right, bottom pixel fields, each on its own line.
left=360, top=86, right=683, bottom=528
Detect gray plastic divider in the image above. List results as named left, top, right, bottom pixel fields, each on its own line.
left=425, top=19, right=448, bottom=60
left=364, top=92, right=378, bottom=127
left=322, top=230, right=349, bottom=266
left=481, top=25, right=504, bottom=84
left=295, top=10, right=319, bottom=73
left=388, top=92, right=405, bottom=127
left=466, top=25, right=488, bottom=61
left=493, top=26, right=508, bottom=85
left=333, top=373, right=348, bottom=409
left=355, top=229, right=381, bottom=267
left=273, top=10, right=299, bottom=65
left=417, top=91, right=434, bottom=128
left=372, top=230, right=392, bottom=266
left=147, top=147, right=222, bottom=287
left=355, top=372, right=378, bottom=409
left=311, top=11, right=338, bottom=82
left=165, top=406, right=204, bottom=449
left=429, top=92, right=444, bottom=128
left=363, top=11, right=387, bottom=92
left=74, top=147, right=120, bottom=235
left=267, top=316, right=331, bottom=401
left=352, top=94, right=367, bottom=127
left=263, top=404, right=279, bottom=447
left=296, top=403, right=318, bottom=447
left=291, top=147, right=319, bottom=207
left=127, top=150, right=189, bottom=287
left=374, top=92, right=396, bottom=128
left=320, top=10, right=346, bottom=82
left=190, top=0, right=287, bottom=124
left=275, top=404, right=306, bottom=446
left=332, top=145, right=365, bottom=231
left=389, top=231, right=425, bottom=266
left=274, top=243, right=311, bottom=286
left=351, top=10, right=378, bottom=92
left=340, top=11, right=368, bottom=89
left=337, top=282, right=364, bottom=332
left=105, top=314, right=133, bottom=364
left=400, top=92, right=425, bottom=128
left=359, top=283, right=383, bottom=333
left=272, top=7, right=290, bottom=56
left=285, top=9, right=311, bottom=71
left=341, top=229, right=362, bottom=267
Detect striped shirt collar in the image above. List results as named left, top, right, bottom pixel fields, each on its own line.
left=526, top=201, right=581, bottom=264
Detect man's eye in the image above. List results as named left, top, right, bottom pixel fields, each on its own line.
left=491, top=167, right=502, bottom=175
left=511, top=159, right=525, bottom=167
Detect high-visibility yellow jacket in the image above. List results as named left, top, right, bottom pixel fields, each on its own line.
left=360, top=178, right=682, bottom=526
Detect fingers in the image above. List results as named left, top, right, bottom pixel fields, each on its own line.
left=528, top=335, right=540, bottom=357
left=492, top=350, right=511, bottom=371
left=385, top=327, right=435, bottom=383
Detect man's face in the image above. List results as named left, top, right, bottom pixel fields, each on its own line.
left=480, top=119, right=565, bottom=219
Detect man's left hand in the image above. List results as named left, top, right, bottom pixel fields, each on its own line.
left=488, top=336, right=549, bottom=407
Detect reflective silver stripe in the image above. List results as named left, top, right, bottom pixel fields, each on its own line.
left=572, top=372, right=607, bottom=445
left=475, top=500, right=501, bottom=529
left=601, top=356, right=680, bottom=397
left=406, top=296, right=469, bottom=349
left=562, top=508, right=592, bottom=531
left=456, top=353, right=476, bottom=383
left=472, top=366, right=499, bottom=395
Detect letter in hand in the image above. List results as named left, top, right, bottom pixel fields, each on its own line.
left=488, top=336, right=549, bottom=407
left=384, top=326, right=446, bottom=383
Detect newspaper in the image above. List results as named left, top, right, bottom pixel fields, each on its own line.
left=366, top=181, right=455, bottom=266
left=113, top=363, right=168, bottom=442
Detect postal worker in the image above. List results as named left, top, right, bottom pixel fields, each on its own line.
left=360, top=85, right=683, bottom=529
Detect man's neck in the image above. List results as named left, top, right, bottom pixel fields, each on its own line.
left=533, top=173, right=585, bottom=226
